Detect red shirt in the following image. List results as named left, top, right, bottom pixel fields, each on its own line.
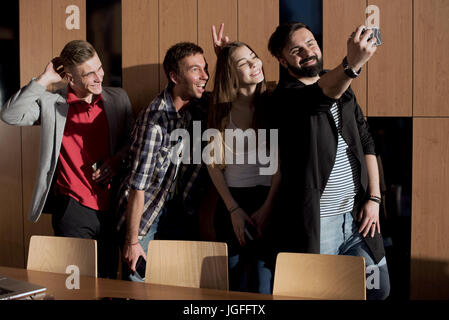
left=55, top=86, right=111, bottom=211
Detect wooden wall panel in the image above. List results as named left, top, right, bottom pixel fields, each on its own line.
left=2, top=0, right=53, bottom=269
left=414, top=0, right=449, bottom=116
left=367, top=0, right=412, bottom=116
left=21, top=0, right=86, bottom=266
left=159, top=0, right=197, bottom=90
left=411, top=118, right=449, bottom=299
left=52, top=0, right=86, bottom=56
left=19, top=0, right=52, bottom=86
left=122, top=0, right=159, bottom=114
left=323, top=0, right=367, bottom=115
left=0, top=125, right=23, bottom=267
left=198, top=0, right=238, bottom=92
left=238, top=0, right=279, bottom=85
left=20, top=0, right=52, bottom=268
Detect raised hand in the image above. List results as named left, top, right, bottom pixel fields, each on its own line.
left=36, top=58, right=65, bottom=88
left=212, top=23, right=230, bottom=56
left=346, top=25, right=378, bottom=71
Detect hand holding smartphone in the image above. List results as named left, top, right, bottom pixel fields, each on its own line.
left=91, top=159, right=104, bottom=172
left=361, top=27, right=382, bottom=46
left=91, top=159, right=110, bottom=188
left=135, top=255, right=146, bottom=279
left=244, top=222, right=258, bottom=242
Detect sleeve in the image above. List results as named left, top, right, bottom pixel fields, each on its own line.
left=128, top=115, right=164, bottom=191
left=0, top=80, right=48, bottom=126
left=122, top=89, right=135, bottom=138
left=353, top=92, right=376, bottom=155
left=108, top=88, right=136, bottom=163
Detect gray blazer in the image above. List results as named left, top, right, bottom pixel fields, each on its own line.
left=0, top=80, right=134, bottom=222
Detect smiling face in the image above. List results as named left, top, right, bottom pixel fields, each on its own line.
left=66, top=52, right=104, bottom=99
left=171, top=53, right=209, bottom=100
left=279, top=27, right=323, bottom=79
left=231, top=45, right=264, bottom=87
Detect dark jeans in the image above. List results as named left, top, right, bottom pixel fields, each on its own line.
left=214, top=185, right=276, bottom=293
left=51, top=194, right=119, bottom=279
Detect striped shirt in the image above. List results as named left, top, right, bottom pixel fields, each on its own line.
left=117, top=87, right=204, bottom=237
left=320, top=102, right=360, bottom=217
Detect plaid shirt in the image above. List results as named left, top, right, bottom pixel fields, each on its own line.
left=117, top=87, right=207, bottom=237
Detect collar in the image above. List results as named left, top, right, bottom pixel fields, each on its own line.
left=278, top=70, right=306, bottom=89
left=66, top=85, right=103, bottom=105
left=278, top=69, right=330, bottom=90
left=162, top=86, right=179, bottom=120
left=162, top=86, right=196, bottom=121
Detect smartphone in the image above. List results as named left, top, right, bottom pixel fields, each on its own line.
left=91, top=159, right=104, bottom=172
left=362, top=27, right=382, bottom=46
left=244, top=223, right=258, bottom=242
left=135, top=255, right=146, bottom=279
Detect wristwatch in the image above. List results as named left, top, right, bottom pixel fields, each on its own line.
left=342, top=56, right=362, bottom=78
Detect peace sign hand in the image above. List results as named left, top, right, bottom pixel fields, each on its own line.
left=212, top=23, right=231, bottom=56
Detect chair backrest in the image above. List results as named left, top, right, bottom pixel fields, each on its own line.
left=146, top=240, right=228, bottom=290
left=273, top=252, right=366, bottom=300
left=27, top=235, right=97, bottom=278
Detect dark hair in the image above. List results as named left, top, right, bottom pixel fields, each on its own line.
left=163, top=42, right=204, bottom=87
left=268, top=22, right=311, bottom=58
left=60, top=40, right=96, bottom=69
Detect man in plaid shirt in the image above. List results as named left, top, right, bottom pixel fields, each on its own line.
left=118, top=42, right=209, bottom=281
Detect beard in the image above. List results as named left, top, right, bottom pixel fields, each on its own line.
left=287, top=55, right=323, bottom=78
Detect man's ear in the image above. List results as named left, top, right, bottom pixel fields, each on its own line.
left=65, top=72, right=74, bottom=84
left=169, top=71, right=178, bottom=85
left=278, top=56, right=289, bottom=69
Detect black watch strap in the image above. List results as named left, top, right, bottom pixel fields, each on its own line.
left=342, top=56, right=362, bottom=78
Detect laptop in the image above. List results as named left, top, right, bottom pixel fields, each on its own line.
left=0, top=275, right=47, bottom=300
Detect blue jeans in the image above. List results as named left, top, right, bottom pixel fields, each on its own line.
left=320, top=212, right=391, bottom=300
left=127, top=212, right=161, bottom=282
left=228, top=254, right=273, bottom=294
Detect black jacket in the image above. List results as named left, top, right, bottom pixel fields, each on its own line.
left=272, top=73, right=385, bottom=264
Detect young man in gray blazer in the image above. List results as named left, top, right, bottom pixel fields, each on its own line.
left=1, top=40, right=134, bottom=278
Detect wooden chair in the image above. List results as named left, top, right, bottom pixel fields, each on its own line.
left=273, top=252, right=366, bottom=300
left=145, top=240, right=228, bottom=290
left=27, top=235, right=97, bottom=277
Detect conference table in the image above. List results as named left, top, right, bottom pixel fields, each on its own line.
left=0, top=266, right=297, bottom=300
